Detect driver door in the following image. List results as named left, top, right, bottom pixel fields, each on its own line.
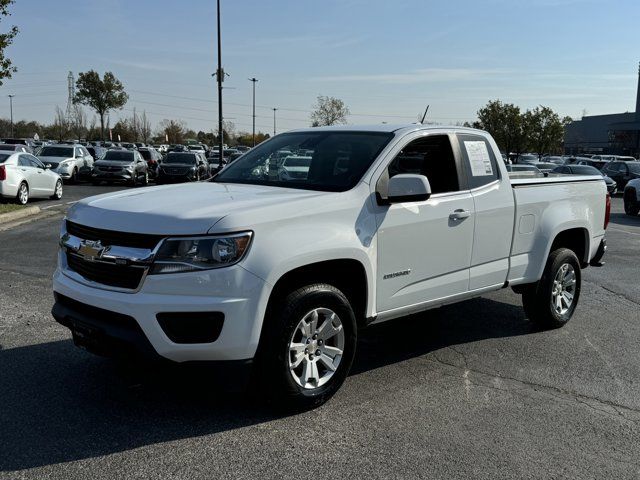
left=373, top=133, right=474, bottom=313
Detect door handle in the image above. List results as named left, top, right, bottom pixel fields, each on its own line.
left=449, top=209, right=471, bottom=220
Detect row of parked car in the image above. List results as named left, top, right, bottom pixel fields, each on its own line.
left=0, top=138, right=253, bottom=205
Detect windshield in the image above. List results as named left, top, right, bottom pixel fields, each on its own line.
left=164, top=153, right=197, bottom=164
left=103, top=151, right=134, bottom=162
left=0, top=153, right=10, bottom=163
left=628, top=163, right=640, bottom=175
left=0, top=145, right=16, bottom=151
left=214, top=131, right=393, bottom=191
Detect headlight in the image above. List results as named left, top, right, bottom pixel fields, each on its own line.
left=150, top=232, right=252, bottom=274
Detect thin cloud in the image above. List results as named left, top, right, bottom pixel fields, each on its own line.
left=314, top=68, right=509, bottom=84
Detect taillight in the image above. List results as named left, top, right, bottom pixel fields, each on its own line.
left=604, top=193, right=611, bottom=229
left=0, top=165, right=5, bottom=181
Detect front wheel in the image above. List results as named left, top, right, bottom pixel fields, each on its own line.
left=141, top=171, right=149, bottom=186
left=522, top=248, right=581, bottom=329
left=257, top=283, right=357, bottom=411
left=624, top=189, right=639, bottom=216
left=50, top=179, right=63, bottom=200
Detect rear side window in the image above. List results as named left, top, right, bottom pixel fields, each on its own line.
left=382, top=134, right=461, bottom=196
left=456, top=134, right=499, bottom=189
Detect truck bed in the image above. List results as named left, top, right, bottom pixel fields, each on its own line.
left=507, top=174, right=607, bottom=286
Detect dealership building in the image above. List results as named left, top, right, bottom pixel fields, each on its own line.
left=564, top=64, right=640, bottom=156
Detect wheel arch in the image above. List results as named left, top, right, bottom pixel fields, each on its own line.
left=264, top=258, right=370, bottom=329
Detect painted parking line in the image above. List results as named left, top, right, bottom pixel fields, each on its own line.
left=609, top=227, right=640, bottom=237
left=41, top=201, right=77, bottom=210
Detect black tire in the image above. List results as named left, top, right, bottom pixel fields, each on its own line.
left=129, top=174, right=137, bottom=187
left=624, top=189, right=639, bottom=216
left=91, top=180, right=101, bottom=186
left=256, top=283, right=357, bottom=411
left=522, top=248, right=581, bottom=329
left=50, top=179, right=63, bottom=200
left=141, top=171, right=149, bottom=186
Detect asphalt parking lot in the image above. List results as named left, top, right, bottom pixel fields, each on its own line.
left=0, top=189, right=639, bottom=479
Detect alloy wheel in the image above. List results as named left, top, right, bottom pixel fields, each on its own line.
left=288, top=307, right=345, bottom=390
left=551, top=263, right=576, bottom=315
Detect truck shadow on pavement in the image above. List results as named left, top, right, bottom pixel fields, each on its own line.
left=0, top=296, right=534, bottom=472
left=608, top=212, right=640, bottom=228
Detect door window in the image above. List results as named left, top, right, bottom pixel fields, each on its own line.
left=379, top=134, right=461, bottom=198
left=456, top=134, right=499, bottom=189
left=18, top=155, right=31, bottom=167
left=26, top=155, right=44, bottom=169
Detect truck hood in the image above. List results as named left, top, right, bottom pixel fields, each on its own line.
left=67, top=182, right=327, bottom=235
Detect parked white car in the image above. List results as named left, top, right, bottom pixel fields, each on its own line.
left=38, top=145, right=94, bottom=183
left=0, top=151, right=63, bottom=204
left=52, top=125, right=609, bottom=409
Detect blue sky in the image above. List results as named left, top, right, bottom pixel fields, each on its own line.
left=2, top=0, right=640, bottom=135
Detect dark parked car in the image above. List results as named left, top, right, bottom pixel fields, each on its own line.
left=156, top=152, right=209, bottom=184
left=601, top=161, right=640, bottom=191
left=137, top=147, right=163, bottom=178
left=91, top=149, right=149, bottom=186
left=552, top=164, right=617, bottom=194
left=571, top=158, right=609, bottom=170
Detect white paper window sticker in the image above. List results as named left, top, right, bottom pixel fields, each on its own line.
left=464, top=141, right=493, bottom=176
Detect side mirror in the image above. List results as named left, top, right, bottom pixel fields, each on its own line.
left=387, top=174, right=432, bottom=203
left=76, top=154, right=83, bottom=159
left=44, top=164, right=51, bottom=170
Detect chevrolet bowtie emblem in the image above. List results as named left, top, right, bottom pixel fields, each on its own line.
left=77, top=240, right=104, bottom=262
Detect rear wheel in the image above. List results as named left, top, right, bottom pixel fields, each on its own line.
left=522, top=248, right=581, bottom=329
left=257, top=283, right=357, bottom=411
left=16, top=182, right=29, bottom=205
left=624, top=189, right=639, bottom=216
left=50, top=179, right=63, bottom=200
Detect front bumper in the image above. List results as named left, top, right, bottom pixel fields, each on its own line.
left=92, top=171, right=134, bottom=182
left=52, top=254, right=270, bottom=363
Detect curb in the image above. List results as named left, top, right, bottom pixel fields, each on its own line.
left=0, top=206, right=41, bottom=225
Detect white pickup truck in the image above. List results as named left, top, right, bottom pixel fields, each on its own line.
left=52, top=125, right=609, bottom=409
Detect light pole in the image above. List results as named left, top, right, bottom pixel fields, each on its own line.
left=272, top=108, right=277, bottom=136
left=248, top=77, right=258, bottom=146
left=215, top=0, right=224, bottom=162
left=8, top=95, right=14, bottom=137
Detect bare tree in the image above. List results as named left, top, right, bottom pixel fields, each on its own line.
left=71, top=103, right=87, bottom=140
left=53, top=106, right=68, bottom=141
left=140, top=110, right=151, bottom=144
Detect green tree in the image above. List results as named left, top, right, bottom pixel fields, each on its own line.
left=522, top=106, right=565, bottom=156
left=310, top=95, right=350, bottom=126
left=0, top=0, right=18, bottom=86
left=74, top=71, right=128, bottom=140
left=474, top=100, right=528, bottom=155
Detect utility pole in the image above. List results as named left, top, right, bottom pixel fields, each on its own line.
left=215, top=0, right=224, bottom=162
left=272, top=108, right=277, bottom=136
left=248, top=77, right=258, bottom=146
left=8, top=95, right=14, bottom=137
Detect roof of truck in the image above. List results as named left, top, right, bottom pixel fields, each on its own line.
left=287, top=124, right=483, bottom=135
